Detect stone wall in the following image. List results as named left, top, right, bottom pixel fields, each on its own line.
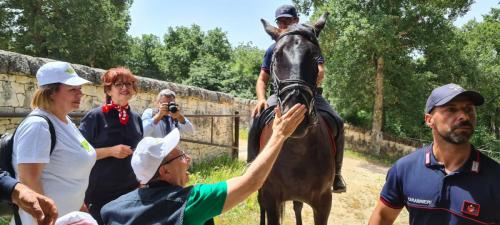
left=0, top=50, right=421, bottom=160
left=344, top=124, right=423, bottom=157
left=0, top=50, right=256, bottom=161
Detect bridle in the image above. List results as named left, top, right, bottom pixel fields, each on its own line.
left=270, top=26, right=321, bottom=117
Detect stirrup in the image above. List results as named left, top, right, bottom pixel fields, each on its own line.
left=332, top=174, right=346, bottom=193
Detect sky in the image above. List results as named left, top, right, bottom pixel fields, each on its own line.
left=128, top=0, right=499, bottom=50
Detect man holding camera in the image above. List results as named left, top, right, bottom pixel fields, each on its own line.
left=142, top=89, right=194, bottom=138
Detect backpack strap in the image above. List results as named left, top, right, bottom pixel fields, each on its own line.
left=28, top=114, right=56, bottom=154
left=13, top=204, right=22, bottom=225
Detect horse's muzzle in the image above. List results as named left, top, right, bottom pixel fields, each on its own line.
left=288, top=108, right=318, bottom=139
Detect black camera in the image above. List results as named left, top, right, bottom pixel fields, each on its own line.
left=166, top=102, right=178, bottom=113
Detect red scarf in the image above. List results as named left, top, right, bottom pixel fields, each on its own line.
left=102, top=101, right=129, bottom=125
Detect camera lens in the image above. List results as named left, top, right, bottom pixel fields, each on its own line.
left=168, top=103, right=178, bottom=113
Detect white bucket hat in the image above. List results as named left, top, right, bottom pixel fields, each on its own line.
left=132, top=128, right=180, bottom=184
left=36, top=61, right=91, bottom=86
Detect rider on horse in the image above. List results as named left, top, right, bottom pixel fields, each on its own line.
left=251, top=4, right=346, bottom=193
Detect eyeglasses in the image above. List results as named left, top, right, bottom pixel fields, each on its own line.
left=162, top=151, right=188, bottom=165
left=113, top=82, right=134, bottom=89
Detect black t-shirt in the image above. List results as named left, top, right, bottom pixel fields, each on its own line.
left=79, top=106, right=143, bottom=204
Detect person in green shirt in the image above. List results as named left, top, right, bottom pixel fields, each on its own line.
left=101, top=104, right=307, bottom=225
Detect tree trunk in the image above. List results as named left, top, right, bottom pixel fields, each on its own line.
left=494, top=108, right=500, bottom=140
left=29, top=1, right=46, bottom=56
left=372, top=56, right=384, bottom=155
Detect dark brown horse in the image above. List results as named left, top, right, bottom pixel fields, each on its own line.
left=253, top=13, right=336, bottom=225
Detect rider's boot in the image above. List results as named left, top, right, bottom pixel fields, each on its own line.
left=332, top=121, right=346, bottom=193
left=332, top=160, right=346, bottom=193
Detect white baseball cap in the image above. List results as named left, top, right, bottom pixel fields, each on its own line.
left=36, top=61, right=91, bottom=86
left=55, top=211, right=98, bottom=225
left=132, top=128, right=180, bottom=184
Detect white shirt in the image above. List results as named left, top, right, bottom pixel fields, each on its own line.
left=12, top=109, right=96, bottom=225
left=142, top=108, right=195, bottom=138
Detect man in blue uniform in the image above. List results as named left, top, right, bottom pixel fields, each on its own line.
left=369, top=83, right=500, bottom=225
left=251, top=4, right=346, bottom=192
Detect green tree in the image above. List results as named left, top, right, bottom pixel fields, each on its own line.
left=460, top=8, right=500, bottom=151
left=203, top=28, right=232, bottom=61
left=187, top=55, right=231, bottom=92
left=157, top=25, right=204, bottom=82
left=0, top=1, right=15, bottom=49
left=223, top=43, right=264, bottom=98
left=126, top=34, right=164, bottom=79
left=296, top=0, right=473, bottom=154
left=0, top=0, right=132, bottom=68
left=183, top=28, right=233, bottom=91
left=157, top=25, right=239, bottom=92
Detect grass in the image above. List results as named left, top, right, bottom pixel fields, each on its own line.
left=239, top=128, right=249, bottom=140
left=188, top=155, right=259, bottom=225
left=0, top=217, right=9, bottom=225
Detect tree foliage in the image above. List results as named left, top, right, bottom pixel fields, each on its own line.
left=289, top=0, right=498, bottom=154
left=155, top=25, right=204, bottom=83
left=184, top=28, right=233, bottom=90
left=298, top=0, right=476, bottom=140
left=0, top=0, right=132, bottom=68
left=459, top=8, right=500, bottom=150
left=125, top=26, right=262, bottom=98
left=126, top=34, right=164, bottom=80
left=223, top=43, right=263, bottom=99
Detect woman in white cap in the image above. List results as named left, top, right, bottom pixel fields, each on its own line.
left=12, top=61, right=97, bottom=225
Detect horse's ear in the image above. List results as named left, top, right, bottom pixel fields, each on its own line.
left=261, top=19, right=280, bottom=40
left=313, top=12, right=330, bottom=37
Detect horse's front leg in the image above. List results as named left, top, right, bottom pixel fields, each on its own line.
left=258, top=191, right=266, bottom=225
left=260, top=190, right=282, bottom=225
left=293, top=201, right=303, bottom=225
left=311, top=191, right=332, bottom=225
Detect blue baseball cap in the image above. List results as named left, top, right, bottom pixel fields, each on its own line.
left=425, top=83, right=484, bottom=113
left=275, top=5, right=298, bottom=19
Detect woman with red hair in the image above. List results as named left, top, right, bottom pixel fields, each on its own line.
left=79, top=67, right=143, bottom=224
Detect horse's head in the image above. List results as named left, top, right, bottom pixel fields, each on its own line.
left=261, top=12, right=329, bottom=138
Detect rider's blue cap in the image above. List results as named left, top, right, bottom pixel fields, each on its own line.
left=425, top=83, right=484, bottom=114
left=275, top=5, right=298, bottom=19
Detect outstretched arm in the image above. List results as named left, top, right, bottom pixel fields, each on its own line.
left=223, top=104, right=306, bottom=212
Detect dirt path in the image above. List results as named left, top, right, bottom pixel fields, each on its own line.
left=239, top=139, right=409, bottom=225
